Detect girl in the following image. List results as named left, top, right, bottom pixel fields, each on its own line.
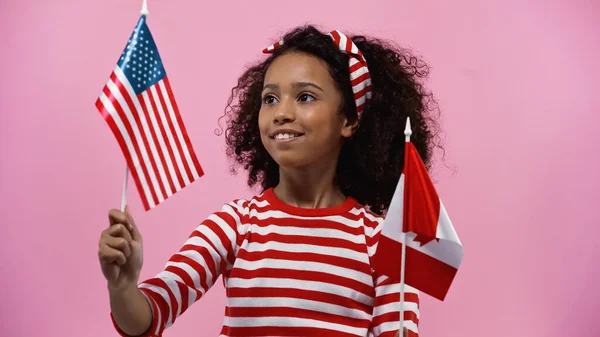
left=98, top=25, right=440, bottom=337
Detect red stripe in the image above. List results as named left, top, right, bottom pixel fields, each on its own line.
left=180, top=243, right=218, bottom=284
left=167, top=255, right=210, bottom=292
left=147, top=87, right=185, bottom=189
left=250, top=232, right=365, bottom=253
left=353, top=84, right=372, bottom=101
left=163, top=78, right=204, bottom=180
left=330, top=30, right=341, bottom=46
left=349, top=60, right=364, bottom=73
left=96, top=91, right=151, bottom=210
left=139, top=286, right=168, bottom=334
left=229, top=268, right=373, bottom=297
left=139, top=93, right=177, bottom=196
left=143, top=278, right=179, bottom=327
left=237, top=249, right=372, bottom=275
left=372, top=310, right=419, bottom=327
left=351, top=72, right=372, bottom=88
left=248, top=216, right=364, bottom=237
left=227, top=287, right=370, bottom=314
left=155, top=82, right=193, bottom=184
left=225, top=306, right=370, bottom=329
left=372, top=234, right=458, bottom=301
left=223, top=325, right=360, bottom=337
left=177, top=282, right=190, bottom=315
left=111, top=73, right=167, bottom=201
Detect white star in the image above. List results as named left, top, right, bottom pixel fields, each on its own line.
left=144, top=60, right=148, bottom=64
left=146, top=40, right=149, bottom=44
left=126, top=57, right=130, bottom=62
left=133, top=67, right=136, bottom=71
left=141, top=30, right=144, bottom=34
left=134, top=47, right=137, bottom=51
left=158, top=70, right=161, bottom=74
left=133, top=74, right=136, bottom=78
left=140, top=36, right=144, bottom=41
left=150, top=50, right=154, bottom=54
left=120, top=56, right=124, bottom=60
left=138, top=84, right=141, bottom=88
left=145, top=48, right=148, bottom=51
left=133, top=60, right=136, bottom=64
left=154, top=60, right=157, bottom=64
left=138, top=70, right=141, bottom=74
left=126, top=64, right=130, bottom=68
left=134, top=34, right=138, bottom=38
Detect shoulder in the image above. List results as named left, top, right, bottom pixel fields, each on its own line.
left=347, top=202, right=385, bottom=235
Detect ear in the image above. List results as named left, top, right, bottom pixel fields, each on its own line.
left=340, top=115, right=359, bottom=138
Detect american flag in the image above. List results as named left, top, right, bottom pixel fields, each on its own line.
left=96, top=15, right=203, bottom=211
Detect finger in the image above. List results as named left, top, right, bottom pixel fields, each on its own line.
left=108, top=209, right=129, bottom=228
left=104, top=235, right=132, bottom=258
left=106, top=224, right=133, bottom=247
left=125, top=206, right=141, bottom=241
left=99, top=245, right=127, bottom=265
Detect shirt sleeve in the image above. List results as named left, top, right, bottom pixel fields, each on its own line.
left=366, top=214, right=420, bottom=337
left=111, top=200, right=247, bottom=337
left=369, top=275, right=420, bottom=337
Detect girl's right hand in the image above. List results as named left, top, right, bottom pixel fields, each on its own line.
left=98, top=206, right=144, bottom=291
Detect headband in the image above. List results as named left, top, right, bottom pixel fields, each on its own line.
left=262, top=30, right=372, bottom=119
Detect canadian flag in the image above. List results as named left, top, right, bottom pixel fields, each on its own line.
left=372, top=126, right=463, bottom=301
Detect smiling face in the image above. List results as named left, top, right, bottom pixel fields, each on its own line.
left=259, top=52, right=356, bottom=170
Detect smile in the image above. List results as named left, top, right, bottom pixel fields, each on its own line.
left=274, top=133, right=302, bottom=140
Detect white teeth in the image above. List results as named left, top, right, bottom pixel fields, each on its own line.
left=275, top=133, right=299, bottom=140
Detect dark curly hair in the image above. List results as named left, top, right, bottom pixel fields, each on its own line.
left=220, top=25, right=441, bottom=215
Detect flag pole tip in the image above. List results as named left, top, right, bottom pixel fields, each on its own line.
left=404, top=117, right=412, bottom=142
left=140, top=0, right=149, bottom=15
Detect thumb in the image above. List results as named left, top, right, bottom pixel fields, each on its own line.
left=125, top=205, right=142, bottom=241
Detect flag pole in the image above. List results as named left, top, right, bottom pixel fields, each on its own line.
left=399, top=117, right=412, bottom=335
left=121, top=166, right=129, bottom=212
left=141, top=0, right=149, bottom=16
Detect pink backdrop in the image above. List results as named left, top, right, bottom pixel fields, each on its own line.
left=1, top=0, right=599, bottom=336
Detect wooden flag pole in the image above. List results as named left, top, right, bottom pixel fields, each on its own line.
left=399, top=117, right=412, bottom=335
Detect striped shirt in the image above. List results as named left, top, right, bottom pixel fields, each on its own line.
left=112, top=188, right=420, bottom=336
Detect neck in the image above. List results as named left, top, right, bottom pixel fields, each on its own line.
left=274, top=158, right=346, bottom=209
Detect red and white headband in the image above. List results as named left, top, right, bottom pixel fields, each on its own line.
left=263, top=30, right=373, bottom=119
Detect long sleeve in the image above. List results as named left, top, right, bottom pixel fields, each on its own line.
left=369, top=275, right=420, bottom=337
left=365, top=212, right=420, bottom=337
left=112, top=201, right=246, bottom=337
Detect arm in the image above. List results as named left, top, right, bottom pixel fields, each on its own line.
left=365, top=215, right=420, bottom=337
left=112, top=202, right=245, bottom=336
left=370, top=275, right=420, bottom=337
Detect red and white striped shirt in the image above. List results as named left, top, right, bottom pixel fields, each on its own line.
left=112, top=188, right=420, bottom=336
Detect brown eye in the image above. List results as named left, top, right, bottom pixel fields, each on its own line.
left=298, top=93, right=316, bottom=102
left=263, top=95, right=278, bottom=105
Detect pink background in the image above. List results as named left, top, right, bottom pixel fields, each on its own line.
left=1, top=0, right=599, bottom=336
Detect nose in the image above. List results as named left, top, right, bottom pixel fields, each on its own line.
left=272, top=98, right=296, bottom=125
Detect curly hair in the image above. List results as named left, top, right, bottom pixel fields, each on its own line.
left=220, top=25, right=441, bottom=215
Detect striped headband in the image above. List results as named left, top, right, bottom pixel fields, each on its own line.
left=262, top=30, right=373, bottom=119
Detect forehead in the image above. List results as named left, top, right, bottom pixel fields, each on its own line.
left=264, top=52, right=333, bottom=85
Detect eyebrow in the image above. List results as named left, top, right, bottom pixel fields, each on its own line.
left=262, top=82, right=325, bottom=93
